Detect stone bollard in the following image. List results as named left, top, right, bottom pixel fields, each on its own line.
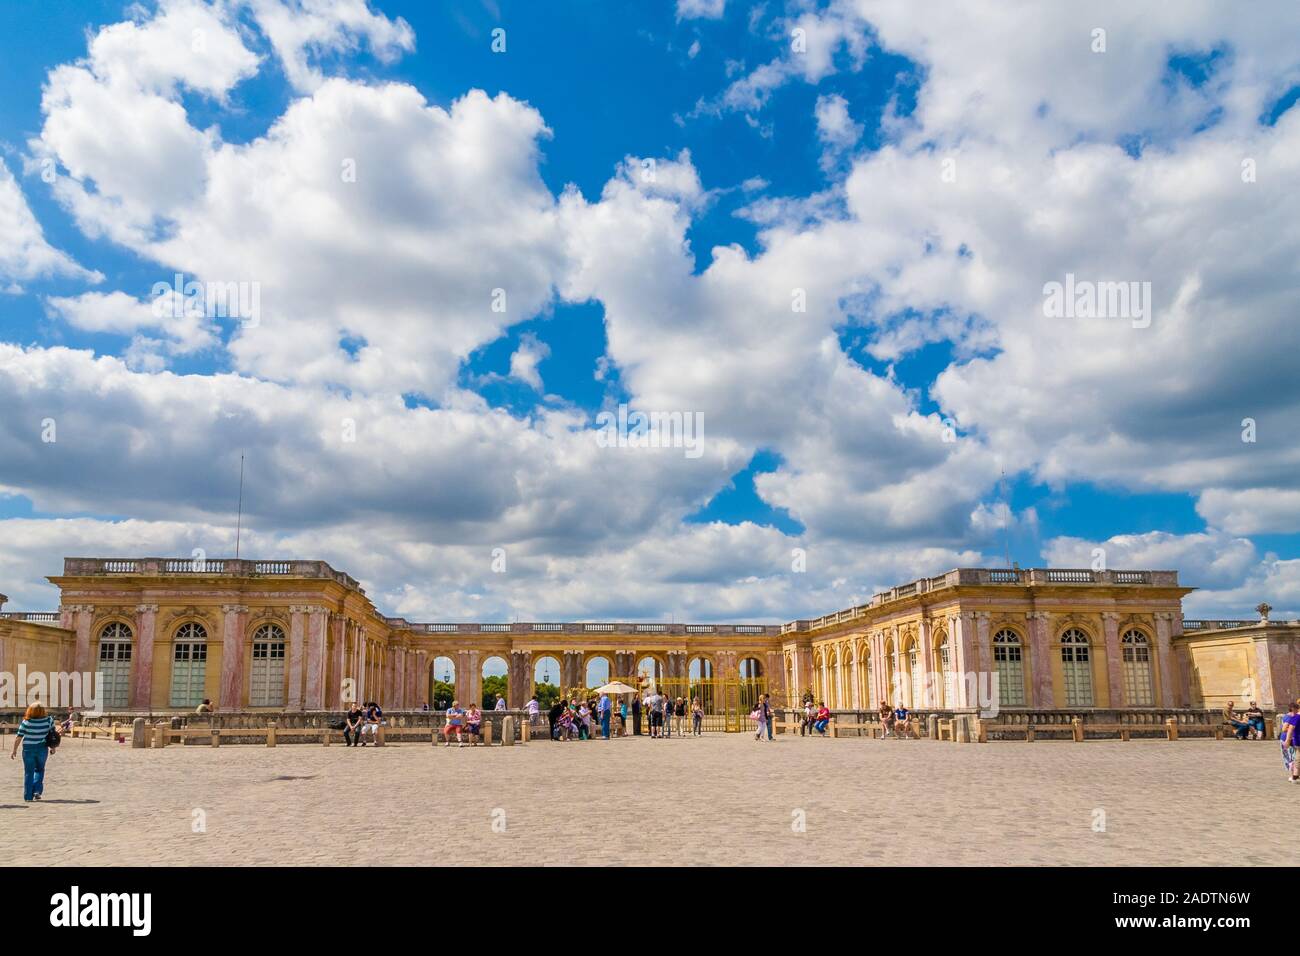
left=520, top=719, right=530, bottom=743
left=152, top=724, right=167, bottom=749
left=927, top=715, right=939, bottom=739
left=267, top=721, right=277, bottom=747
left=131, top=717, right=147, bottom=749
left=483, top=720, right=493, bottom=746
left=1165, top=718, right=1179, bottom=741
left=375, top=724, right=385, bottom=747
left=956, top=716, right=970, bottom=743
left=502, top=715, right=515, bottom=746
left=1071, top=717, right=1084, bottom=742
left=210, top=729, right=220, bottom=748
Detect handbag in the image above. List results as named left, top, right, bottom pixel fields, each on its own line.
left=45, top=726, right=62, bottom=749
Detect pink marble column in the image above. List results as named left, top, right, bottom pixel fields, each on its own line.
left=1154, top=613, right=1176, bottom=708
left=305, top=608, right=327, bottom=710
left=1028, top=612, right=1055, bottom=708
left=287, top=605, right=307, bottom=710
left=329, top=614, right=345, bottom=707
left=975, top=612, right=992, bottom=679
left=1102, top=612, right=1124, bottom=708
left=72, top=605, right=94, bottom=673
left=949, top=614, right=970, bottom=707
left=219, top=604, right=248, bottom=710
left=394, top=647, right=406, bottom=708
left=358, top=629, right=369, bottom=702
left=131, top=604, right=158, bottom=710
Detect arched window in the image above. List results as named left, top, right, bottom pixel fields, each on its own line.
left=828, top=649, right=840, bottom=709
left=1060, top=628, right=1094, bottom=707
left=865, top=648, right=876, bottom=709
left=249, top=623, right=286, bottom=707
left=1121, top=629, right=1154, bottom=706
left=936, top=633, right=952, bottom=708
left=170, top=622, right=208, bottom=707
left=97, top=622, right=133, bottom=709
left=907, top=640, right=923, bottom=709
left=992, top=629, right=1026, bottom=707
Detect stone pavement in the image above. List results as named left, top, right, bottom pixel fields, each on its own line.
left=2, top=733, right=1292, bottom=866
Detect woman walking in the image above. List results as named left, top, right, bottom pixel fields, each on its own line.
left=10, top=701, right=55, bottom=801
left=691, top=697, right=703, bottom=736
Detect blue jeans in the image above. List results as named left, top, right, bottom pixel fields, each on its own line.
left=600, top=713, right=610, bottom=738
left=814, top=719, right=829, bottom=734
left=23, top=745, right=47, bottom=800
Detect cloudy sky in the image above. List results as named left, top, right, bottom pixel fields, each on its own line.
left=0, top=0, right=1297, bottom=622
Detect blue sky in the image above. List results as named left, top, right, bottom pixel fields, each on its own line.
left=1, top=0, right=1299, bottom=620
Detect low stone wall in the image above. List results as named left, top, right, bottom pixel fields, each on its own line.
left=776, top=706, right=1235, bottom=740
left=0, top=709, right=542, bottom=745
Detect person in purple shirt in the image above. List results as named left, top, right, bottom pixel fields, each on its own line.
left=1280, top=700, right=1300, bottom=782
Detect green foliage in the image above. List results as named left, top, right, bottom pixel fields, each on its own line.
left=482, top=674, right=508, bottom=710
left=431, top=680, right=455, bottom=710
left=534, top=681, right=560, bottom=711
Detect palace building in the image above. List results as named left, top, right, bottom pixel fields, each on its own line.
left=0, top=557, right=1296, bottom=714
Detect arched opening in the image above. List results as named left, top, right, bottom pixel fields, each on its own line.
left=533, top=656, right=561, bottom=710
left=431, top=656, right=456, bottom=709
left=1121, top=629, right=1154, bottom=706
left=482, top=655, right=508, bottom=710
left=636, top=655, right=664, bottom=686
left=249, top=623, right=287, bottom=708
left=96, top=621, right=133, bottom=710
left=169, top=622, right=207, bottom=708
left=584, top=656, right=611, bottom=694
left=738, top=656, right=764, bottom=715
left=688, top=656, right=716, bottom=715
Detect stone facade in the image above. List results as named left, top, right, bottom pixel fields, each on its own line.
left=1, top=561, right=1296, bottom=714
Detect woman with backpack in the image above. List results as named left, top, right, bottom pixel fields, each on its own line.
left=10, top=701, right=56, bottom=802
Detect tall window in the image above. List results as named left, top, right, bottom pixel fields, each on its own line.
left=992, top=630, right=1026, bottom=706
left=1121, top=629, right=1154, bottom=706
left=907, top=641, right=923, bottom=708
left=97, top=622, right=133, bottom=709
left=249, top=624, right=287, bottom=707
left=170, top=622, right=208, bottom=707
left=1060, top=628, right=1094, bottom=707
left=937, top=634, right=952, bottom=707
left=866, top=650, right=876, bottom=709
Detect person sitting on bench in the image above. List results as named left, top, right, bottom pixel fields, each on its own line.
left=465, top=704, right=483, bottom=746
left=443, top=701, right=466, bottom=747
left=879, top=701, right=895, bottom=737
left=893, top=704, right=914, bottom=738
left=1245, top=701, right=1266, bottom=740
left=1225, top=701, right=1253, bottom=740
left=813, top=702, right=831, bottom=736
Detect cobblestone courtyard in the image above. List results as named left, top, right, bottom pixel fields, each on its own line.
left=2, top=734, right=1290, bottom=866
